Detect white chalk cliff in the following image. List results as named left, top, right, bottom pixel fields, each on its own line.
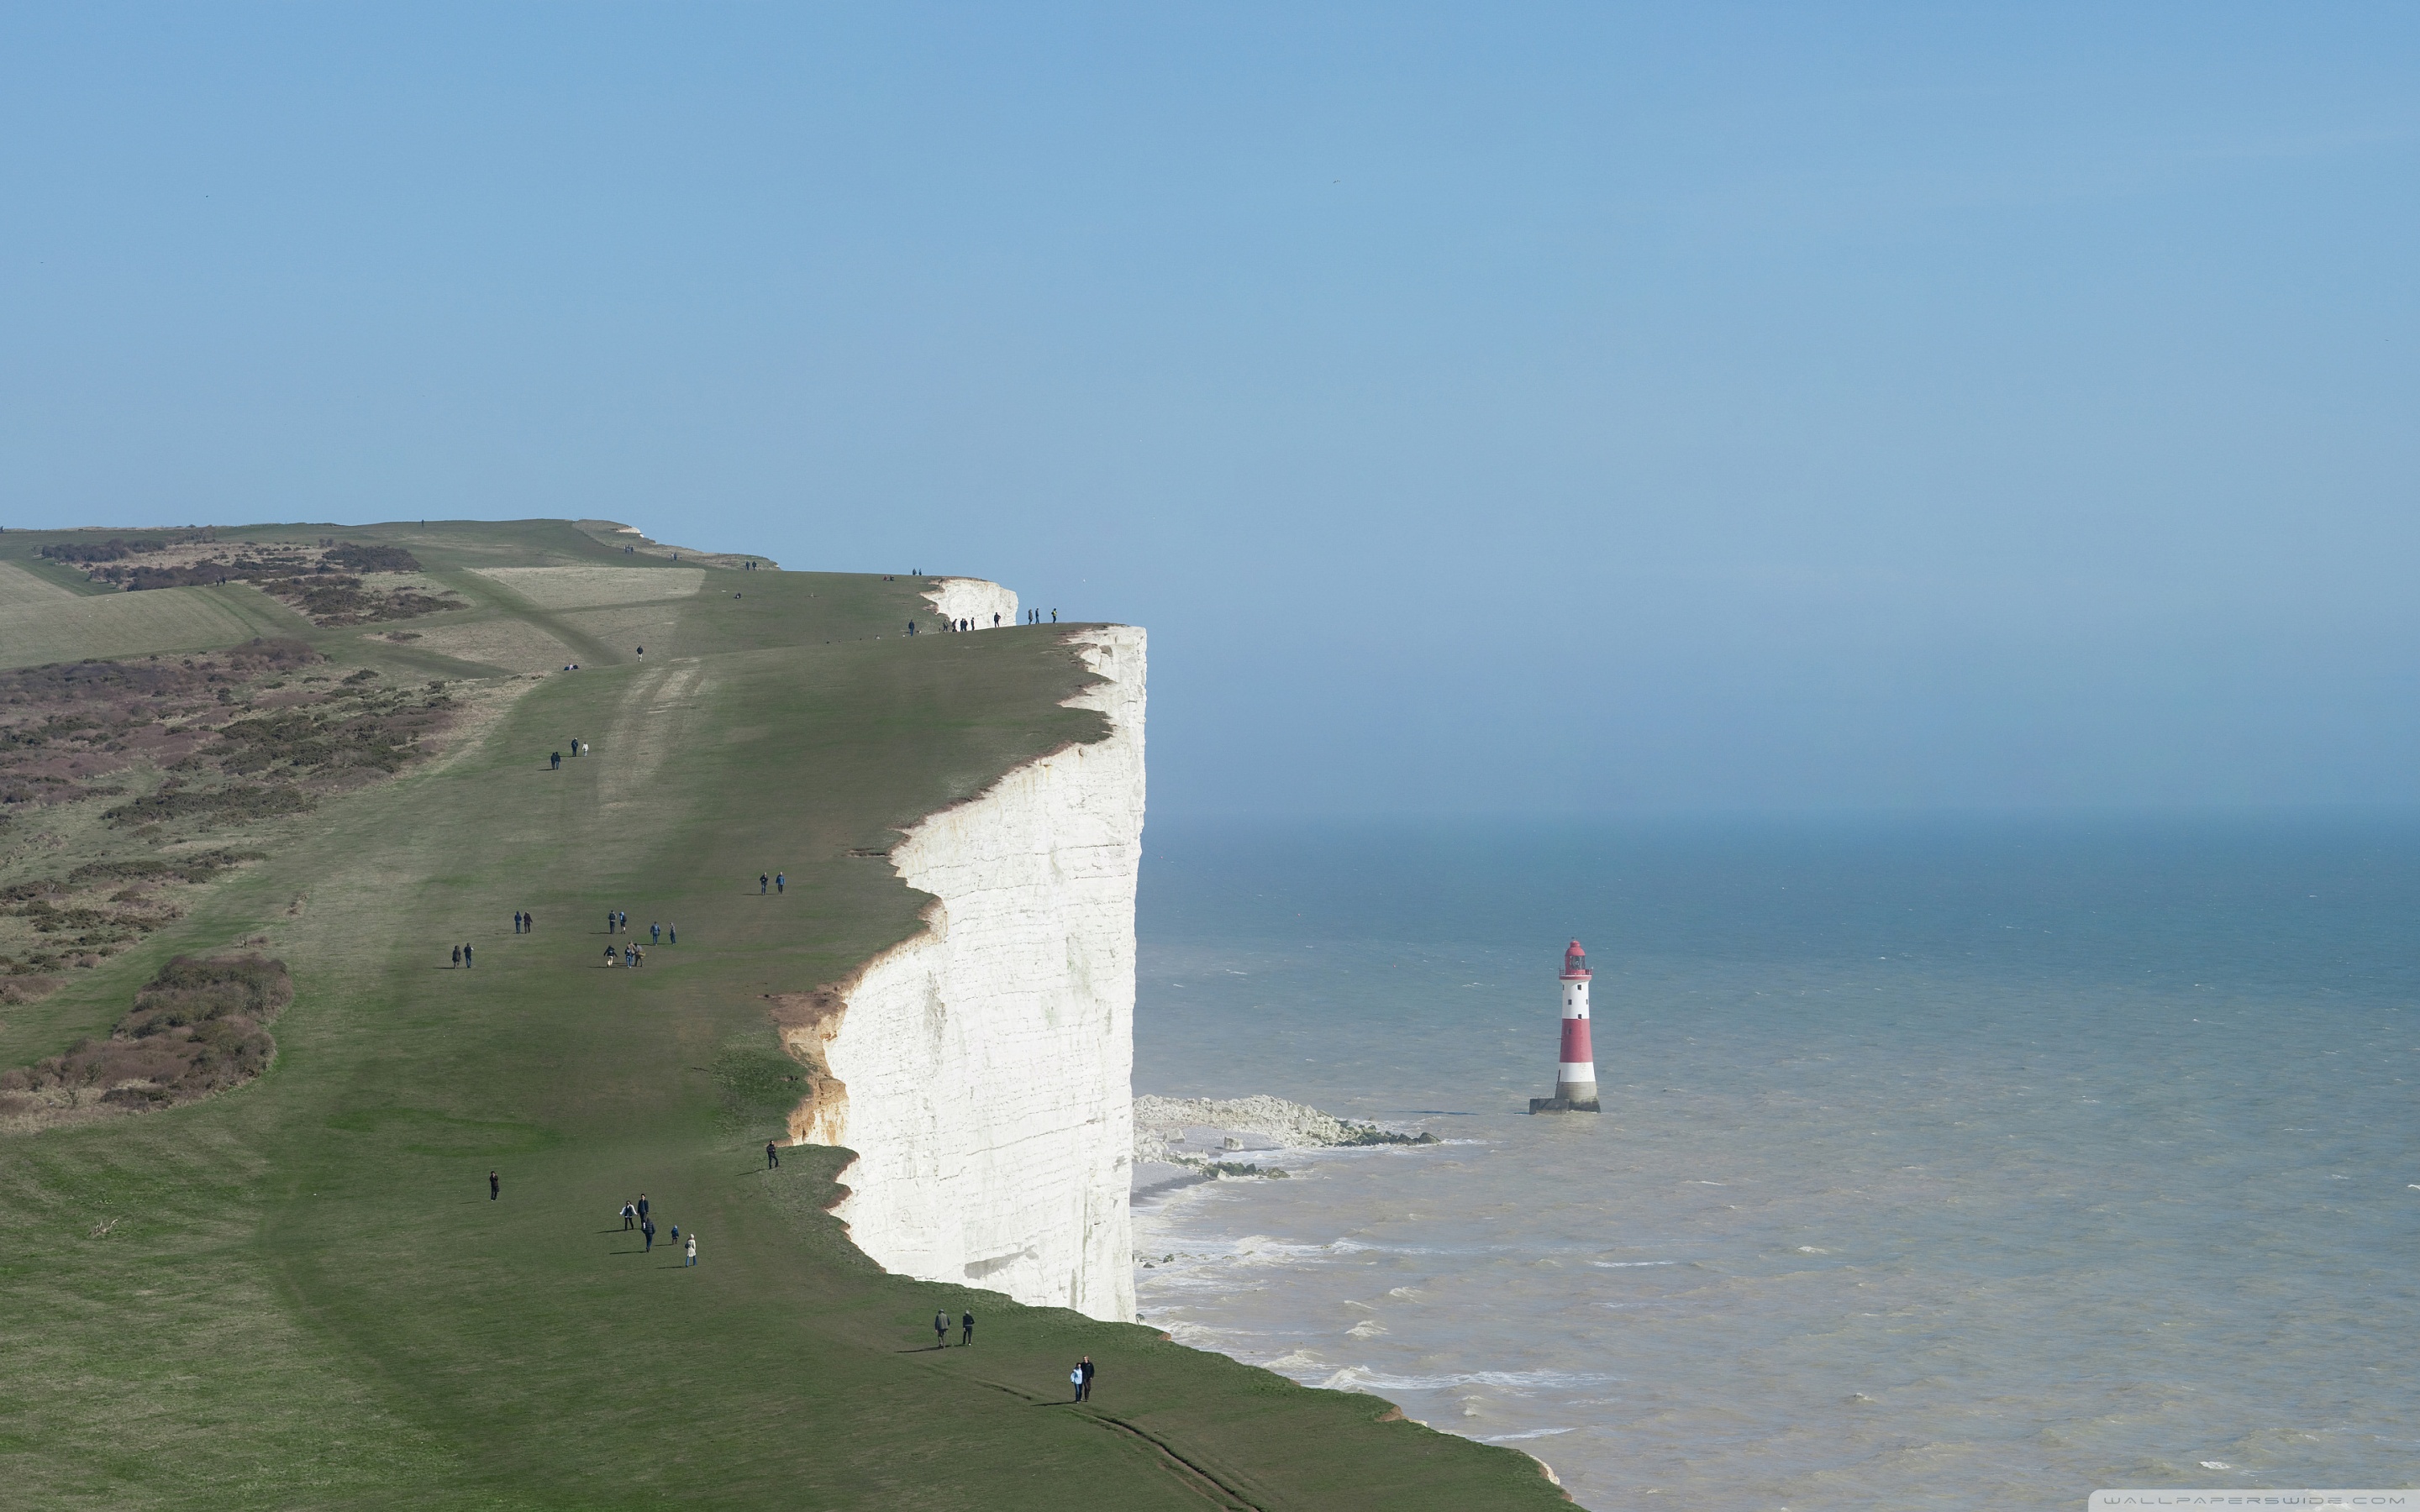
left=784, top=619, right=1143, bottom=1322
left=923, top=576, right=1019, bottom=629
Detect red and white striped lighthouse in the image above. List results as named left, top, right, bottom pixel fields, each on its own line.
left=1529, top=939, right=1602, bottom=1113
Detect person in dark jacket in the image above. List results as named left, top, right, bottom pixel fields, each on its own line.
left=934, top=1310, right=950, bottom=1348
left=1079, top=1356, right=1095, bottom=1401
left=765, top=1142, right=780, bottom=1169
left=488, top=1169, right=499, bottom=1200
left=642, top=1218, right=655, bottom=1252
left=961, top=1310, right=975, bottom=1346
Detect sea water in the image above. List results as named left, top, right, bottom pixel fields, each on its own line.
left=1130, top=817, right=2419, bottom=1510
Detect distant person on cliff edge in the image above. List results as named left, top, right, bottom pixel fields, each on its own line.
left=1051, top=608, right=1058, bottom=622
left=765, top=1141, right=780, bottom=1169
left=1079, top=1356, right=1095, bottom=1401
left=961, top=1310, right=974, bottom=1346
left=934, top=1311, right=950, bottom=1348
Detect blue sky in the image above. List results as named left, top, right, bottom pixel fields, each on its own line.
left=4, top=5, right=2417, bottom=816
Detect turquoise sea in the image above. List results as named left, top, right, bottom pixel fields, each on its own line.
left=1130, top=817, right=2419, bottom=1510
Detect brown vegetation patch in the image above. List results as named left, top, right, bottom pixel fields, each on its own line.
left=52, top=538, right=455, bottom=627
left=0, top=849, right=266, bottom=976
left=0, top=643, right=454, bottom=974
left=0, top=954, right=292, bottom=1127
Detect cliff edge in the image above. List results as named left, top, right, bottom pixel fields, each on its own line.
left=786, top=620, right=1143, bottom=1321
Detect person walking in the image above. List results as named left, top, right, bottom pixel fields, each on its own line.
left=650, top=921, right=660, bottom=944
left=667, top=923, right=676, bottom=944
left=488, top=1169, right=500, bottom=1200
left=642, top=1217, right=655, bottom=1252
left=550, top=751, right=560, bottom=769
left=637, top=1194, right=650, bottom=1224
left=960, top=1310, right=975, bottom=1346
left=775, top=872, right=784, bottom=895
left=759, top=874, right=768, bottom=895
left=934, top=1311, right=950, bottom=1348
left=1070, top=1364, right=1084, bottom=1402
left=452, top=944, right=461, bottom=968
left=765, top=1141, right=780, bottom=1169
left=622, top=1201, right=636, bottom=1231
left=525, top=911, right=534, bottom=932
left=685, top=1234, right=697, bottom=1268
left=623, top=944, right=635, bottom=968
left=1079, top=1356, right=1096, bottom=1401
left=462, top=944, right=472, bottom=969
left=606, top=910, right=615, bottom=934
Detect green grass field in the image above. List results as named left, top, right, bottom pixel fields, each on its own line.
left=0, top=522, right=1565, bottom=1510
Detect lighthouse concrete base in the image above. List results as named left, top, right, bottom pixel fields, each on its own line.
left=1528, top=1095, right=1600, bottom=1114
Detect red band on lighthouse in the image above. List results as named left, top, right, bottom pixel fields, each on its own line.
left=1560, top=1016, right=1592, bottom=1064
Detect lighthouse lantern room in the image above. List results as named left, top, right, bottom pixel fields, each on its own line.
left=1528, top=939, right=1602, bottom=1114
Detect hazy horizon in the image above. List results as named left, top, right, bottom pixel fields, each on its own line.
left=6, top=5, right=2416, bottom=820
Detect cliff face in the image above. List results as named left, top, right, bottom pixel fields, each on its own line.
left=923, top=577, right=1019, bottom=629
left=786, top=623, right=1144, bottom=1322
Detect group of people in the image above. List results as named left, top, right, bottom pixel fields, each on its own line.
left=759, top=873, right=783, bottom=895
left=598, top=909, right=675, bottom=967
left=933, top=1310, right=976, bottom=1347
left=922, top=1310, right=1097, bottom=1402
left=451, top=943, right=474, bottom=967
left=513, top=911, right=535, bottom=932
left=908, top=611, right=1055, bottom=634
left=619, top=1193, right=699, bottom=1266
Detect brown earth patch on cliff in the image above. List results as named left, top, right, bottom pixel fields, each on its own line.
left=765, top=987, right=850, bottom=1147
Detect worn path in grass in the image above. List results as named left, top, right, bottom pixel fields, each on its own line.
left=0, top=522, right=1565, bottom=1510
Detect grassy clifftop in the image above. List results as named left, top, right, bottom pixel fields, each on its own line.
left=0, top=521, right=1565, bottom=1510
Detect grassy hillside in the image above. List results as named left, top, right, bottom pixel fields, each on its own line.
left=0, top=521, right=1565, bottom=1510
